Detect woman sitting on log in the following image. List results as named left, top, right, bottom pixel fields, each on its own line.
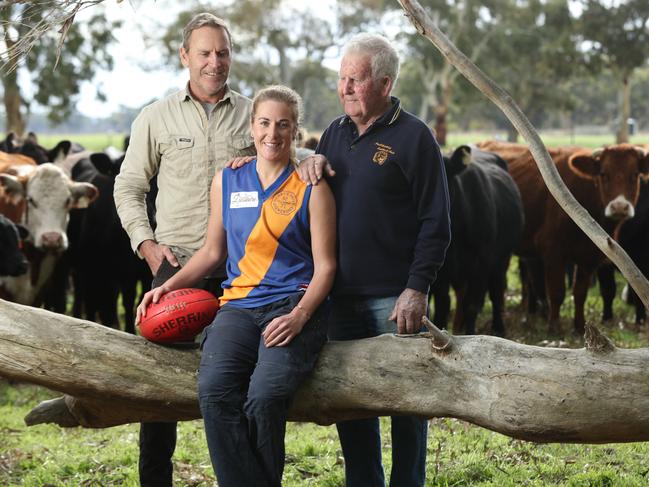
left=136, top=85, right=336, bottom=487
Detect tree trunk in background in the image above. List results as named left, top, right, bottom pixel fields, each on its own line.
left=278, top=47, right=290, bottom=85
left=4, top=300, right=649, bottom=443
left=433, top=80, right=452, bottom=147
left=3, top=72, right=26, bottom=136
left=417, top=100, right=429, bottom=126
left=506, top=125, right=518, bottom=142
left=616, top=75, right=631, bottom=143
left=433, top=105, right=447, bottom=146
left=1, top=14, right=26, bottom=137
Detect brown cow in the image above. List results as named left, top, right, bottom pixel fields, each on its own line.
left=510, top=144, right=649, bottom=335
left=0, top=151, right=38, bottom=169
left=476, top=140, right=529, bottom=164
left=0, top=153, right=98, bottom=305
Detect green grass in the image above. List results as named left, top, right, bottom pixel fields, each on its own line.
left=8, top=131, right=646, bottom=156
left=0, top=133, right=123, bottom=153
left=5, top=386, right=649, bottom=486
left=35, top=133, right=125, bottom=152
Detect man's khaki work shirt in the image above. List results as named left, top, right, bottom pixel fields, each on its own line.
left=114, top=84, right=255, bottom=264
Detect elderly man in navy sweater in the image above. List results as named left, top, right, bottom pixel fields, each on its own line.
left=299, top=33, right=451, bottom=487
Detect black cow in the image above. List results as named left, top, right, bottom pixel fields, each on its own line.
left=0, top=132, right=73, bottom=165
left=432, top=146, right=524, bottom=336
left=599, top=178, right=649, bottom=323
left=68, top=151, right=152, bottom=332
left=0, top=214, right=28, bottom=277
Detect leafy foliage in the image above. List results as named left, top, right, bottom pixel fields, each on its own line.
left=577, top=0, right=649, bottom=142
left=155, top=0, right=338, bottom=131
left=2, top=0, right=648, bottom=138
left=478, top=0, right=584, bottom=139
left=578, top=0, right=649, bottom=78
left=157, top=0, right=335, bottom=87
left=0, top=3, right=120, bottom=132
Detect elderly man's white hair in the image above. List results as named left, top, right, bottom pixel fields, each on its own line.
left=342, top=33, right=400, bottom=89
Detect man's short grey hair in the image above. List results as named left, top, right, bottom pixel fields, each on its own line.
left=182, top=13, right=232, bottom=50
left=343, top=33, right=400, bottom=87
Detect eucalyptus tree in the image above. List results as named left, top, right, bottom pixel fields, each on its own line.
left=159, top=1, right=335, bottom=94
left=289, top=59, right=340, bottom=132
left=338, top=0, right=530, bottom=146
left=156, top=1, right=339, bottom=132
left=577, top=0, right=649, bottom=142
left=479, top=0, right=583, bottom=142
left=0, top=3, right=119, bottom=135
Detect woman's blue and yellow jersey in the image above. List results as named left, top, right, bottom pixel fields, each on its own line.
left=220, top=160, right=313, bottom=308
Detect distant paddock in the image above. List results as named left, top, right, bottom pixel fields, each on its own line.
left=4, top=130, right=648, bottom=155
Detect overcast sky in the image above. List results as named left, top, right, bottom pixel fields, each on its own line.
left=74, top=0, right=189, bottom=118
left=73, top=0, right=338, bottom=118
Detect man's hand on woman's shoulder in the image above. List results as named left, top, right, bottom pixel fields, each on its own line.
left=296, top=154, right=335, bottom=185
left=224, top=155, right=255, bottom=169
left=224, top=153, right=336, bottom=186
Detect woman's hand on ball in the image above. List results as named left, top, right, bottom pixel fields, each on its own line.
left=135, top=286, right=167, bottom=325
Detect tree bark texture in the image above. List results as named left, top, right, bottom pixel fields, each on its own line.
left=2, top=300, right=649, bottom=444
left=1, top=10, right=26, bottom=136
left=1, top=61, right=26, bottom=136
left=616, top=75, right=631, bottom=144
left=397, top=0, right=649, bottom=310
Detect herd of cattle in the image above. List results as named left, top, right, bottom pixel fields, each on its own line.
left=1, top=132, right=648, bottom=338
left=0, top=134, right=151, bottom=332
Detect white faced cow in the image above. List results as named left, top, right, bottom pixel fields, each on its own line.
left=0, top=159, right=98, bottom=305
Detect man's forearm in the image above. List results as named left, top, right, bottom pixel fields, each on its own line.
left=114, top=181, right=155, bottom=255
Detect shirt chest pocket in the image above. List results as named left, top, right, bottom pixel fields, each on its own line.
left=160, top=135, right=195, bottom=177
left=228, top=135, right=254, bottom=155
left=213, top=134, right=254, bottom=168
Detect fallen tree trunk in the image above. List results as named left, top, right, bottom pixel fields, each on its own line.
left=2, top=300, right=649, bottom=443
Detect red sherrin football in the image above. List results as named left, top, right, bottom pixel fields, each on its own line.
left=139, top=288, right=219, bottom=343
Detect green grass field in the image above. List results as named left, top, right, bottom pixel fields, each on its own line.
left=24, top=130, right=649, bottom=155
left=31, top=133, right=127, bottom=153
left=5, top=383, right=649, bottom=486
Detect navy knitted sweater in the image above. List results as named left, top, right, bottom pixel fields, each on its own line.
left=316, top=98, right=451, bottom=296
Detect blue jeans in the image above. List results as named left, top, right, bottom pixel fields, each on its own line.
left=198, top=293, right=328, bottom=487
left=328, top=295, right=428, bottom=487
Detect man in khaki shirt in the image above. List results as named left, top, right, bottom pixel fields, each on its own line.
left=114, top=13, right=254, bottom=487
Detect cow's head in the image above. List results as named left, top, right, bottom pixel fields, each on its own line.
left=21, top=133, right=73, bottom=165
left=444, top=145, right=472, bottom=179
left=90, top=152, right=121, bottom=178
left=0, top=132, right=17, bottom=153
left=568, top=144, right=649, bottom=220
left=440, top=146, right=473, bottom=212
left=0, top=163, right=99, bottom=251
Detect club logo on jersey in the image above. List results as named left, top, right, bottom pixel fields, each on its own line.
left=372, top=143, right=395, bottom=165
left=231, top=191, right=259, bottom=208
left=271, top=191, right=297, bottom=215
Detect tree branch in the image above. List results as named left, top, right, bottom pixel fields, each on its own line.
left=0, top=0, right=106, bottom=72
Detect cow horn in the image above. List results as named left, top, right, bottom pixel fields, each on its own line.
left=591, top=148, right=604, bottom=159
left=635, top=147, right=647, bottom=157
